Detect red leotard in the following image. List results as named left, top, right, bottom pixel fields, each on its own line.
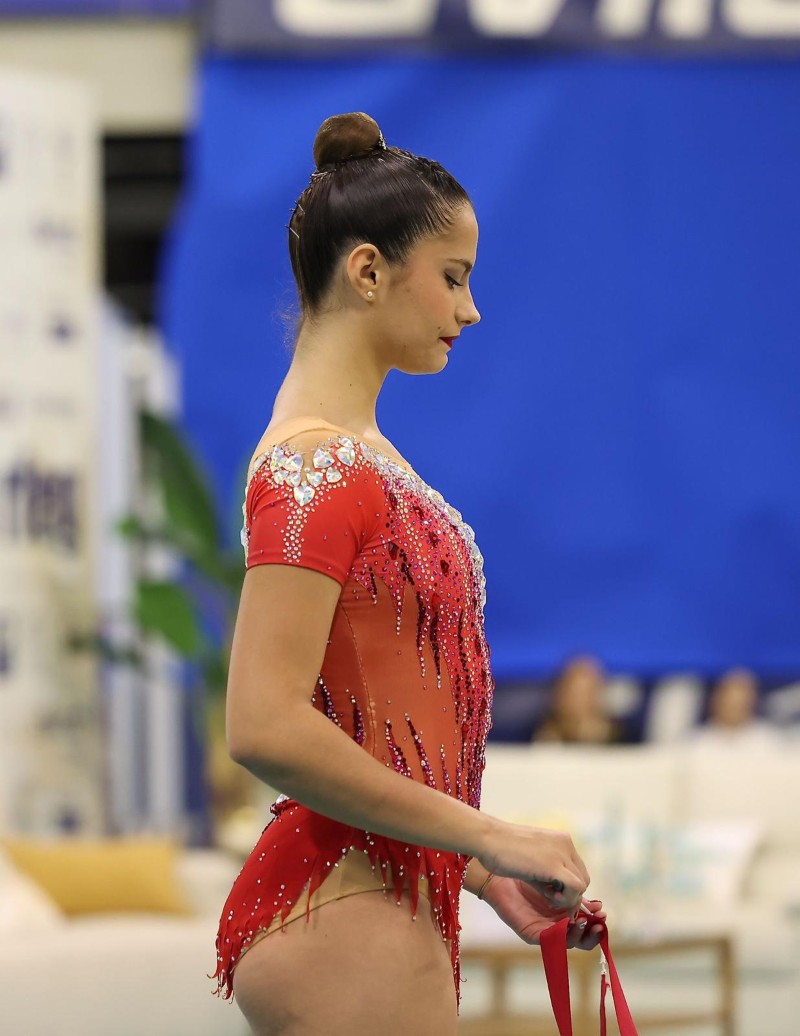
left=210, top=420, right=494, bottom=1008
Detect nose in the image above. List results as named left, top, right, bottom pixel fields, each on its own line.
left=458, top=288, right=481, bottom=328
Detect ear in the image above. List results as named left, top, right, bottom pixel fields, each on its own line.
left=344, top=242, right=387, bottom=302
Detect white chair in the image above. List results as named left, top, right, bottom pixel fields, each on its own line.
left=643, top=674, right=704, bottom=743
left=765, top=682, right=800, bottom=726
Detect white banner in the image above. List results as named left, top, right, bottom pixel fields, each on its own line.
left=0, top=68, right=103, bottom=835
left=203, top=0, right=800, bottom=53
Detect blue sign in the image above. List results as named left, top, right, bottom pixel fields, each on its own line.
left=160, top=54, right=800, bottom=678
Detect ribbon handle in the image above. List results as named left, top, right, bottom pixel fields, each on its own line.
left=539, top=910, right=639, bottom=1036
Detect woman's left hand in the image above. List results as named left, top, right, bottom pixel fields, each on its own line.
left=482, top=875, right=607, bottom=949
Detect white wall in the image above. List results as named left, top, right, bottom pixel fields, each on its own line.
left=0, top=19, right=195, bottom=131
left=0, top=67, right=103, bottom=834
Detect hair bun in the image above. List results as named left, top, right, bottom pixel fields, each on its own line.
left=313, top=112, right=384, bottom=169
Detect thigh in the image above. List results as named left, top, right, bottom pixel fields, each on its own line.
left=231, top=887, right=458, bottom=1036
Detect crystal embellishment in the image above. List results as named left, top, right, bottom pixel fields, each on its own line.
left=335, top=439, right=355, bottom=467
left=293, top=483, right=314, bottom=506
left=283, top=452, right=303, bottom=473
left=244, top=431, right=488, bottom=611
left=313, top=448, right=335, bottom=469
left=241, top=434, right=366, bottom=515
left=228, top=428, right=494, bottom=1020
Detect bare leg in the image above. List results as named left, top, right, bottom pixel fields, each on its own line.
left=231, top=887, right=458, bottom=1036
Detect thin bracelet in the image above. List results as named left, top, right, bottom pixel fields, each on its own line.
left=476, top=872, right=495, bottom=900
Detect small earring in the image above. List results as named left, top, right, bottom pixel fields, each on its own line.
left=366, top=290, right=374, bottom=299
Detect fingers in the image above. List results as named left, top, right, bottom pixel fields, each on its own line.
left=566, top=919, right=605, bottom=950
left=540, top=829, right=590, bottom=898
left=552, top=860, right=590, bottom=904
left=571, top=851, right=591, bottom=889
left=533, top=877, right=583, bottom=913
left=558, top=831, right=590, bottom=888
left=565, top=896, right=608, bottom=949
left=581, top=897, right=607, bottom=921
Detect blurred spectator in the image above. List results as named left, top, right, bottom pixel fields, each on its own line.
left=533, top=654, right=628, bottom=745
left=688, top=667, right=781, bottom=750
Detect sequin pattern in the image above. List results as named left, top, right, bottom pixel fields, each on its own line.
left=240, top=438, right=355, bottom=561
left=213, top=432, right=494, bottom=1011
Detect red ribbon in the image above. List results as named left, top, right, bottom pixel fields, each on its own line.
left=539, top=909, right=639, bottom=1035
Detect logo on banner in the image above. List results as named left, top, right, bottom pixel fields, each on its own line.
left=1, top=462, right=79, bottom=552
left=215, top=0, right=800, bottom=50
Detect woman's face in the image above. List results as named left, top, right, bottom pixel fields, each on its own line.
left=710, top=674, right=758, bottom=727
left=555, top=663, right=604, bottom=718
left=375, top=204, right=481, bottom=375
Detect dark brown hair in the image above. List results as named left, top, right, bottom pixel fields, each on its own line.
left=288, top=112, right=471, bottom=315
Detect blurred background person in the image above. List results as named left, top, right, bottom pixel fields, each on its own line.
left=533, top=654, right=629, bottom=745
left=688, top=667, right=781, bottom=751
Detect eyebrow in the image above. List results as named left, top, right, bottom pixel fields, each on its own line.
left=448, top=258, right=473, bottom=273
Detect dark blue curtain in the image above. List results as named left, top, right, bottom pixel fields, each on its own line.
left=158, top=54, right=800, bottom=681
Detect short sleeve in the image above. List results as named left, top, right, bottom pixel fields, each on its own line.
left=241, top=433, right=385, bottom=587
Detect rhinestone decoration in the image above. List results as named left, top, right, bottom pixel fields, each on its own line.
left=334, top=438, right=356, bottom=466
left=293, top=483, right=314, bottom=506
left=216, top=430, right=495, bottom=1014
left=313, top=447, right=335, bottom=469
left=239, top=432, right=492, bottom=807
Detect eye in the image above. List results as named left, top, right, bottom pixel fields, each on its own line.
left=445, top=274, right=463, bottom=289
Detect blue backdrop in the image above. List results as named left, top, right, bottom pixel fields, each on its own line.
left=158, top=54, right=800, bottom=682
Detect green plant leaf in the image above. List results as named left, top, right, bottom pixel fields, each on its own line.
left=91, top=408, right=249, bottom=726
left=134, top=580, right=202, bottom=656
left=66, top=631, right=145, bottom=669
left=115, top=516, right=222, bottom=577
left=140, top=410, right=219, bottom=555
left=116, top=513, right=150, bottom=541
left=199, top=649, right=229, bottom=701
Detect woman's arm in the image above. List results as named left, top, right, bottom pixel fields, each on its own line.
left=463, top=857, right=493, bottom=896
left=227, top=564, right=588, bottom=905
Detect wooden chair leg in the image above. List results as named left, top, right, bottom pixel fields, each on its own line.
left=719, top=937, right=737, bottom=1036
left=574, top=948, right=599, bottom=1036
left=488, top=957, right=508, bottom=1020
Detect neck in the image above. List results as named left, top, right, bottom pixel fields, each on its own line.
left=272, top=311, right=388, bottom=437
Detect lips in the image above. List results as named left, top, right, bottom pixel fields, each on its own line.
left=440, top=336, right=457, bottom=347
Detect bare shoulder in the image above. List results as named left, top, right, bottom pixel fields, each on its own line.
left=249, top=418, right=416, bottom=478
left=367, top=432, right=416, bottom=473
left=247, top=421, right=338, bottom=474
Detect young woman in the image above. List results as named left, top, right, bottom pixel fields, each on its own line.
left=211, top=112, right=606, bottom=1035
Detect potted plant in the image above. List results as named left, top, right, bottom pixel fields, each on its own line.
left=75, top=409, right=256, bottom=843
